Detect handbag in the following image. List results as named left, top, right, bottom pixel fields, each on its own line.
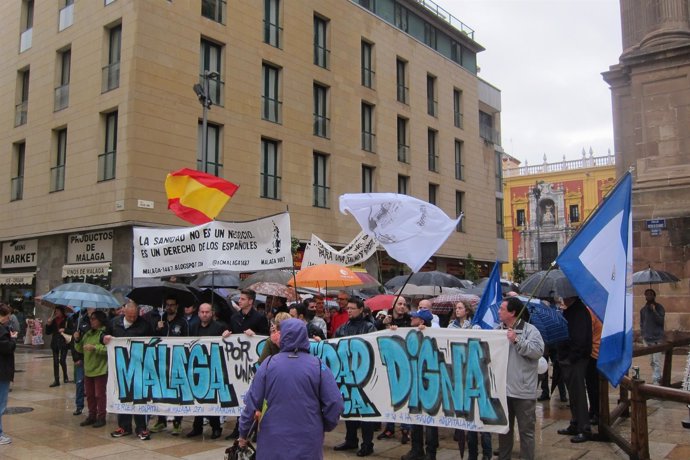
left=61, top=332, right=73, bottom=344
left=224, top=420, right=257, bottom=460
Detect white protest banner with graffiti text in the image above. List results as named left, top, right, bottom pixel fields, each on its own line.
left=133, top=212, right=292, bottom=277
left=301, top=231, right=378, bottom=267
left=106, top=328, right=510, bottom=433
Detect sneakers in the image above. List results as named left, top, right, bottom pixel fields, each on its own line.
left=138, top=430, right=151, bottom=441
left=171, top=421, right=182, bottom=436
left=0, top=434, right=12, bottom=445
left=149, top=421, right=167, bottom=433
left=377, top=430, right=394, bottom=440
left=110, top=427, right=132, bottom=438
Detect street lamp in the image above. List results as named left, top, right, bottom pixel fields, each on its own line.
left=193, top=70, right=220, bottom=174
left=532, top=182, right=541, bottom=271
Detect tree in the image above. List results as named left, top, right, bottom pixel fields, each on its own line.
left=512, top=260, right=526, bottom=284
left=465, top=253, right=479, bottom=282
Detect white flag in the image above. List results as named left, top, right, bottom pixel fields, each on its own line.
left=339, top=193, right=461, bottom=273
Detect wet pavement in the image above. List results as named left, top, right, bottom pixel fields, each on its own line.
left=2, top=345, right=689, bottom=459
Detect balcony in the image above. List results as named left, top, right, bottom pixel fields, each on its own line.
left=20, top=28, right=32, bottom=53
left=362, top=132, right=376, bottom=153
left=314, top=45, right=330, bottom=69
left=480, top=124, right=500, bottom=144
left=50, top=165, right=65, bottom=192
left=398, top=144, right=410, bottom=163
left=313, top=184, right=330, bottom=208
left=54, top=85, right=69, bottom=111
left=14, top=101, right=28, bottom=127
left=427, top=99, right=438, bottom=117
left=260, top=174, right=281, bottom=200
left=397, top=84, right=409, bottom=104
left=455, top=163, right=464, bottom=180
left=264, top=21, right=282, bottom=48
left=11, top=176, right=23, bottom=201
left=59, top=4, right=74, bottom=31
left=102, top=62, right=120, bottom=93
left=503, top=153, right=616, bottom=177
left=362, top=68, right=375, bottom=88
left=428, top=154, right=439, bottom=172
left=454, top=111, right=463, bottom=128
left=262, top=96, right=282, bottom=124
left=313, top=114, right=330, bottom=138
left=98, top=150, right=116, bottom=181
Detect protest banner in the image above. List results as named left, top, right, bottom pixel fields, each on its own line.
left=133, top=212, right=292, bottom=277
left=106, top=328, right=510, bottom=433
left=301, top=231, right=378, bottom=267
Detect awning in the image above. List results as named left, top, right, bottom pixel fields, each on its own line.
left=0, top=272, right=35, bottom=285
left=62, top=262, right=111, bottom=278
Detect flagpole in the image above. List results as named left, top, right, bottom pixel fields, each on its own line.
left=392, top=272, right=415, bottom=314
left=286, top=205, right=299, bottom=301
left=514, top=262, right=556, bottom=323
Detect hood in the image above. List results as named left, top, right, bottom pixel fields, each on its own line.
left=279, top=318, right=310, bottom=353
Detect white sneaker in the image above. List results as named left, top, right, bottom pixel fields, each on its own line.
left=0, top=434, right=12, bottom=445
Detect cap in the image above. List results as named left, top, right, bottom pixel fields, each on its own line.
left=410, top=309, right=433, bottom=324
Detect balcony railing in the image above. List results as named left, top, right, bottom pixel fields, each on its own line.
left=454, top=111, right=463, bottom=128
left=503, top=153, right=616, bottom=177
left=50, top=165, right=65, bottom=192
left=397, top=84, right=409, bottom=104
left=314, top=45, right=330, bottom=69
left=411, top=0, right=475, bottom=39
left=313, top=114, right=330, bottom=138
left=264, top=21, right=282, bottom=48
left=428, top=154, right=439, bottom=172
left=54, top=85, right=69, bottom=111
left=362, top=132, right=376, bottom=152
left=260, top=174, right=281, bottom=200
left=11, top=176, right=23, bottom=201
left=102, top=62, right=120, bottom=93
left=455, top=163, right=464, bottom=180
left=427, top=99, right=438, bottom=117
left=201, top=0, right=226, bottom=24
left=59, top=4, right=74, bottom=31
left=398, top=144, right=410, bottom=163
left=313, top=184, right=330, bottom=208
left=479, top=124, right=500, bottom=144
left=20, top=28, right=32, bottom=53
left=98, top=150, right=116, bottom=181
left=15, top=101, right=27, bottom=126
left=262, top=96, right=282, bottom=123
left=362, top=68, right=375, bottom=88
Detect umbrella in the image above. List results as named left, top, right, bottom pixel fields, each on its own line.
left=247, top=282, right=298, bottom=302
left=394, top=284, right=464, bottom=298
left=41, top=282, right=121, bottom=309
left=188, top=287, right=236, bottom=324
left=364, top=294, right=397, bottom=312
left=288, top=264, right=362, bottom=289
left=476, top=277, right=520, bottom=294
left=126, top=281, right=198, bottom=308
left=429, top=293, right=480, bottom=315
left=632, top=266, right=680, bottom=285
left=191, top=271, right=240, bottom=288
left=384, top=271, right=465, bottom=290
left=519, top=269, right=578, bottom=299
left=110, top=285, right=133, bottom=304
left=239, top=269, right=295, bottom=288
left=515, top=296, right=569, bottom=346
left=352, top=272, right=381, bottom=289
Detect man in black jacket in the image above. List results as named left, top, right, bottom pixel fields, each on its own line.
left=334, top=298, right=377, bottom=457
left=186, top=302, right=231, bottom=439
left=65, top=309, right=91, bottom=416
left=103, top=300, right=154, bottom=440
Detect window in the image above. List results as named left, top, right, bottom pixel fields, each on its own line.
left=55, top=49, right=71, bottom=111
left=496, top=198, right=504, bottom=238
left=362, top=166, right=374, bottom=193
left=428, top=183, right=438, bottom=205
left=361, top=103, right=375, bottom=152
left=453, top=89, right=463, bottom=128
left=20, top=0, right=34, bottom=52
left=480, top=110, right=498, bottom=143
left=428, top=129, right=438, bottom=172
left=426, top=74, right=437, bottom=116
left=314, top=16, right=329, bottom=69
left=358, top=0, right=375, bottom=11
left=11, top=142, right=25, bottom=201
left=424, top=23, right=437, bottom=49
left=313, top=153, right=329, bottom=208
left=197, top=121, right=222, bottom=176
left=59, top=0, right=74, bottom=31
left=264, top=0, right=281, bottom=48
left=262, top=63, right=281, bottom=123
left=495, top=151, right=503, bottom=193
left=455, top=191, right=465, bottom=232
left=98, top=111, right=117, bottom=181
left=313, top=83, right=329, bottom=138
left=102, top=25, right=121, bottom=92
left=394, top=3, right=408, bottom=32
left=398, top=175, right=409, bottom=195
left=200, top=38, right=224, bottom=106
left=15, top=68, right=29, bottom=127
left=569, top=204, right=580, bottom=223
left=454, top=140, right=464, bottom=180
left=516, top=209, right=526, bottom=227
left=361, top=41, right=374, bottom=88
left=261, top=139, right=281, bottom=199
left=201, top=0, right=226, bottom=24
left=51, top=129, right=67, bottom=192
left=396, top=58, right=408, bottom=104
left=397, top=117, right=409, bottom=163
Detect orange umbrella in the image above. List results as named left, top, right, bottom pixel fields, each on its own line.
left=288, top=264, right=362, bottom=289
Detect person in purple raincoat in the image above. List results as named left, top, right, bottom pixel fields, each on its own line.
left=238, top=318, right=343, bottom=459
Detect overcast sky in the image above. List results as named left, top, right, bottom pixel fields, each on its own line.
left=445, top=0, right=622, bottom=166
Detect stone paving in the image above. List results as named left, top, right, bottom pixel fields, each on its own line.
left=1, top=345, right=689, bottom=459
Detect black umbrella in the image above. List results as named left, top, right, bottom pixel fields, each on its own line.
left=519, top=269, right=578, bottom=299
left=191, top=271, right=240, bottom=288
left=384, top=271, right=465, bottom=290
left=126, top=282, right=198, bottom=309
left=476, top=277, right=520, bottom=294
left=189, top=287, right=236, bottom=325
left=239, top=269, right=295, bottom=288
left=632, top=266, right=680, bottom=285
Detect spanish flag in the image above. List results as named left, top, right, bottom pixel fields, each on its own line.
left=165, top=168, right=239, bottom=224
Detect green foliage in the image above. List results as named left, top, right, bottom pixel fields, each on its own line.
left=291, top=237, right=300, bottom=256
left=512, top=260, right=526, bottom=284
left=465, top=253, right=479, bottom=282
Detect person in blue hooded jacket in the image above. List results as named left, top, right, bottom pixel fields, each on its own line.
left=238, top=318, right=343, bottom=459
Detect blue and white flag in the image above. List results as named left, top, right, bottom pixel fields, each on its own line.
left=556, top=172, right=633, bottom=386
left=472, top=261, right=502, bottom=330
left=339, top=193, right=462, bottom=273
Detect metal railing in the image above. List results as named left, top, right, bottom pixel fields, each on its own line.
left=50, top=165, right=65, bottom=192
left=15, top=101, right=27, bottom=126
left=362, top=68, right=375, bottom=88
left=98, top=150, right=116, bottom=181
left=455, top=163, right=464, bottom=180
left=313, top=114, right=330, bottom=138
left=260, top=174, right=281, bottom=200
left=313, top=184, right=330, bottom=208
left=263, top=21, right=282, bottom=48
left=480, top=124, right=500, bottom=144
left=397, top=84, right=409, bottom=104
left=428, top=154, right=438, bottom=172
left=262, top=96, right=282, bottom=123
left=54, top=85, right=69, bottom=111
left=11, top=176, right=23, bottom=201
left=427, top=99, right=438, bottom=116
left=362, top=132, right=376, bottom=152
left=20, top=28, right=32, bottom=53
left=398, top=144, right=410, bottom=163
left=504, top=154, right=616, bottom=177
left=314, top=45, right=330, bottom=68
left=102, top=62, right=120, bottom=92
left=454, top=111, right=463, bottom=128
left=412, top=0, right=475, bottom=39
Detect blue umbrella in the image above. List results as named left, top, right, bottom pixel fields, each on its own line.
left=516, top=295, right=569, bottom=346
left=41, top=282, right=121, bottom=309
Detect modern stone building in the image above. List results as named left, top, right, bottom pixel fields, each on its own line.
left=0, top=0, right=506, bottom=311
left=604, top=0, right=690, bottom=330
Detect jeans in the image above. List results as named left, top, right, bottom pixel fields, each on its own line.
left=74, top=362, right=84, bottom=410
left=0, top=380, right=9, bottom=436
left=644, top=340, right=662, bottom=383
